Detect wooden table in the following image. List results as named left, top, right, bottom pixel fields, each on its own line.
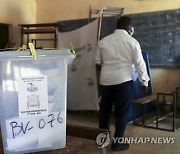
left=19, top=23, right=58, bottom=48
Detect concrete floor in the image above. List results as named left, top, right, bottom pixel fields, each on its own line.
left=67, top=111, right=180, bottom=154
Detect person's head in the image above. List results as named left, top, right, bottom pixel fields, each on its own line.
left=116, top=16, right=134, bottom=35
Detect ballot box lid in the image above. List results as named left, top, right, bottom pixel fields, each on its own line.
left=0, top=49, right=74, bottom=61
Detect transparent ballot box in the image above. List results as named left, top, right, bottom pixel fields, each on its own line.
left=0, top=50, right=74, bottom=154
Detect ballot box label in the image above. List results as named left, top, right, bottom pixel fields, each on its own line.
left=5, top=112, right=65, bottom=152
left=18, top=76, right=48, bottom=118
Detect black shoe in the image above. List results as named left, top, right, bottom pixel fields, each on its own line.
left=111, top=143, right=129, bottom=151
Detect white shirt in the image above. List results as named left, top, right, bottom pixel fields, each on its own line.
left=95, top=29, right=150, bottom=86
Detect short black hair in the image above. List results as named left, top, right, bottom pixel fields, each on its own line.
left=116, top=16, right=132, bottom=29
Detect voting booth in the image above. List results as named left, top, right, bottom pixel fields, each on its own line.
left=0, top=50, right=74, bottom=154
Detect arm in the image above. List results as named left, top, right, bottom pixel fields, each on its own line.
left=132, top=41, right=150, bottom=89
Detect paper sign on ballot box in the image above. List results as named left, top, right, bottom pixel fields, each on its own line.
left=17, top=76, right=48, bottom=118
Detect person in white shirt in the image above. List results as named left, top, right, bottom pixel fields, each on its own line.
left=95, top=16, right=150, bottom=151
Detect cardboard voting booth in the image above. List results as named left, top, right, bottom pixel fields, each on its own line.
left=0, top=50, right=74, bottom=154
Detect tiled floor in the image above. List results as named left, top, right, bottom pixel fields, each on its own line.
left=67, top=111, right=180, bottom=154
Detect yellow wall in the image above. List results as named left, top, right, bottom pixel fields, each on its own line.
left=0, top=0, right=36, bottom=47
left=35, top=0, right=180, bottom=22
left=1, top=0, right=180, bottom=94
left=151, top=69, right=180, bottom=93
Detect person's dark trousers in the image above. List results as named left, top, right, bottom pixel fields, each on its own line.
left=99, top=80, right=133, bottom=138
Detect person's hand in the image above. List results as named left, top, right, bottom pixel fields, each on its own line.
left=141, top=85, right=148, bottom=93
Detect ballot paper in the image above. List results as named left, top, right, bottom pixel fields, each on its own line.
left=5, top=112, right=65, bottom=152
left=6, top=133, right=38, bottom=151
left=0, top=50, right=73, bottom=154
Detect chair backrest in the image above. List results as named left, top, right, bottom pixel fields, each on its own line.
left=176, top=87, right=180, bottom=108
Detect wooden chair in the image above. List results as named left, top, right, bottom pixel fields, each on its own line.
left=133, top=92, right=176, bottom=132
left=133, top=95, right=157, bottom=127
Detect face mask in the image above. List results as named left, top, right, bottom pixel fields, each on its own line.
left=129, top=27, right=134, bottom=36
